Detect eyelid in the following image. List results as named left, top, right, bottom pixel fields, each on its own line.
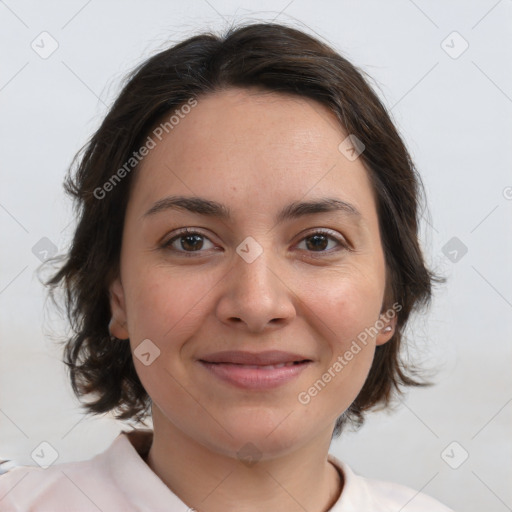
left=295, top=227, right=351, bottom=252
left=161, top=227, right=350, bottom=255
left=161, top=227, right=216, bottom=250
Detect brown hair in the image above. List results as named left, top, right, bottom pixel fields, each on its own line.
left=44, top=22, right=444, bottom=437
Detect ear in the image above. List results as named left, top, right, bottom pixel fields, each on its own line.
left=108, top=276, right=129, bottom=340
left=375, top=311, right=397, bottom=346
left=376, top=271, right=397, bottom=346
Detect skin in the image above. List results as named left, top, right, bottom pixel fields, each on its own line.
left=109, top=87, right=396, bottom=512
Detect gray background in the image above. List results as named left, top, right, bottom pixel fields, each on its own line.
left=1, top=1, right=511, bottom=511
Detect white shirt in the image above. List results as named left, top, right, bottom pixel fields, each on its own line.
left=0, top=429, right=454, bottom=511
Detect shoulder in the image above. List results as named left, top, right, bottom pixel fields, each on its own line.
left=328, top=454, right=454, bottom=512
left=361, top=475, right=454, bottom=511
left=0, top=464, right=70, bottom=509
left=0, top=432, right=142, bottom=511
left=0, top=454, right=126, bottom=511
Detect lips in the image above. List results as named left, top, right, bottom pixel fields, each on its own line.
left=198, top=350, right=312, bottom=366
left=198, top=350, right=313, bottom=390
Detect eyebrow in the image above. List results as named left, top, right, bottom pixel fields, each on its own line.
left=142, top=195, right=362, bottom=224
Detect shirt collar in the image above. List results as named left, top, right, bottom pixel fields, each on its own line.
left=112, top=428, right=363, bottom=512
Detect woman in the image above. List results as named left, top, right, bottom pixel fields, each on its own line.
left=0, top=22, right=452, bottom=511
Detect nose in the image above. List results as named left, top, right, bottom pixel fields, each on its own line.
left=215, top=243, right=296, bottom=333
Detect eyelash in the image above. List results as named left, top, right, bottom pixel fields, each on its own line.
left=161, top=227, right=349, bottom=258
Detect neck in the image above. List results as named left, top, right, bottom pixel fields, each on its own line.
left=145, top=409, right=343, bottom=512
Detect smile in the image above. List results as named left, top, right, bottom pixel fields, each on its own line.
left=198, top=358, right=312, bottom=390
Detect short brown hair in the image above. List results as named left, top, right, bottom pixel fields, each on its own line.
left=44, top=22, right=444, bottom=437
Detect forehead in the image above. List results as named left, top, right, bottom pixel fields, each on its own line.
left=127, top=88, right=378, bottom=225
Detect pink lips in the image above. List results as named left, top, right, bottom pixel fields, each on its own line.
left=198, top=350, right=312, bottom=390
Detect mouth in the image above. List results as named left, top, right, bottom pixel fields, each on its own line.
left=198, top=351, right=313, bottom=390
left=205, top=360, right=309, bottom=370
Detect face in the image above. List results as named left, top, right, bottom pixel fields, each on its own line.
left=109, top=88, right=396, bottom=458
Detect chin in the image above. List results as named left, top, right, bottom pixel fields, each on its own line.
left=198, top=408, right=317, bottom=461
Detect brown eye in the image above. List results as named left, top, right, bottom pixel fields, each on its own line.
left=179, top=233, right=204, bottom=251
left=305, top=234, right=329, bottom=251
left=296, top=230, right=347, bottom=254
left=162, top=229, right=215, bottom=255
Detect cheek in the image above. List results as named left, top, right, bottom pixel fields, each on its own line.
left=124, top=263, right=218, bottom=342
left=123, top=266, right=215, bottom=405
left=299, top=270, right=383, bottom=410
left=304, top=265, right=384, bottom=345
